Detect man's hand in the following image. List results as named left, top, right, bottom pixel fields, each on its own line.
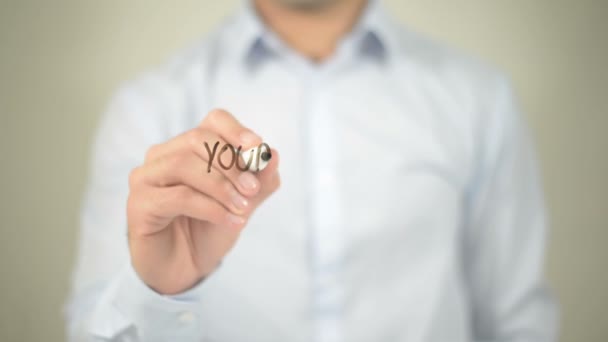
left=126, top=109, right=280, bottom=295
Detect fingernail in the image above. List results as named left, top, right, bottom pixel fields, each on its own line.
left=226, top=213, right=246, bottom=226
left=230, top=189, right=249, bottom=211
left=240, top=131, right=260, bottom=149
left=238, top=172, right=259, bottom=192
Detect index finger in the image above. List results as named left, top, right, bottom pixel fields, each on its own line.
left=200, top=108, right=262, bottom=150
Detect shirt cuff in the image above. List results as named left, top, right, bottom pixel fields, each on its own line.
left=92, top=262, right=207, bottom=341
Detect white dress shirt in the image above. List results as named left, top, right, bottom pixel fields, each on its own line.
left=65, top=1, right=558, bottom=341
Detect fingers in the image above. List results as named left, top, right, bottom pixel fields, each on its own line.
left=200, top=108, right=262, bottom=150
left=135, top=151, right=253, bottom=216
left=198, top=136, right=262, bottom=198
left=145, top=185, right=245, bottom=229
left=143, top=126, right=262, bottom=198
left=130, top=149, right=280, bottom=222
left=253, top=148, right=281, bottom=201
left=129, top=108, right=281, bottom=232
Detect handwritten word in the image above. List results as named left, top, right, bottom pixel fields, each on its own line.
left=203, top=142, right=271, bottom=173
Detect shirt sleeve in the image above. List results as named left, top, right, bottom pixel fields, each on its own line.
left=63, top=74, right=209, bottom=341
left=463, top=75, right=559, bottom=341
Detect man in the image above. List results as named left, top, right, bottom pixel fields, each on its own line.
left=65, top=0, right=558, bottom=341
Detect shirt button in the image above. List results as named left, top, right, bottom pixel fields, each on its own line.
left=177, top=311, right=196, bottom=324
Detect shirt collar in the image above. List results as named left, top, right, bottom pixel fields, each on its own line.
left=350, top=0, right=397, bottom=61
left=233, top=0, right=397, bottom=68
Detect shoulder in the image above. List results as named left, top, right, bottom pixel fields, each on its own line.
left=386, top=20, right=519, bottom=137
left=384, top=19, right=524, bottom=168
left=387, top=20, right=511, bottom=109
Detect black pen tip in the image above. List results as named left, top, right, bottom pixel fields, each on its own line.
left=260, top=151, right=272, bottom=161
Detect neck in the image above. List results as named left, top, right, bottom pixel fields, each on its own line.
left=253, top=0, right=368, bottom=62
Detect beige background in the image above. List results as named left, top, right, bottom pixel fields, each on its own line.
left=0, top=0, right=606, bottom=341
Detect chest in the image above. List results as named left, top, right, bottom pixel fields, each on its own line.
left=209, top=66, right=472, bottom=249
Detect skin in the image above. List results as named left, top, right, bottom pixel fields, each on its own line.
left=127, top=0, right=368, bottom=295
left=257, top=0, right=368, bottom=62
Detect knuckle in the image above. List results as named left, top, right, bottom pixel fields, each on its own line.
left=144, top=144, right=161, bottom=162
left=162, top=152, right=191, bottom=176
left=184, top=129, right=203, bottom=149
left=126, top=193, right=138, bottom=213
left=207, top=108, right=228, bottom=123
left=128, top=167, right=143, bottom=188
left=148, top=195, right=164, bottom=215
left=127, top=193, right=147, bottom=219
left=166, top=152, right=188, bottom=169
left=141, top=190, right=162, bottom=215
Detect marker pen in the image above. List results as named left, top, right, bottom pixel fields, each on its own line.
left=239, top=143, right=272, bottom=172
